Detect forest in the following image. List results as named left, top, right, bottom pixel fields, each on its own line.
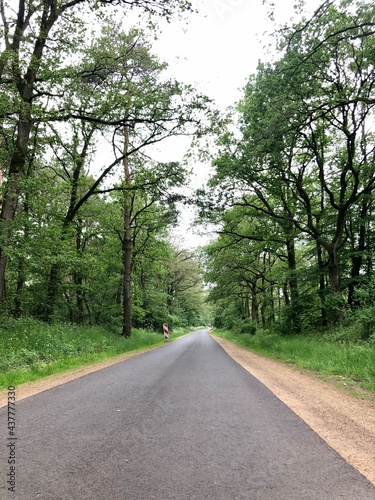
left=0, top=0, right=212, bottom=338
left=1, top=0, right=375, bottom=352
left=201, top=0, right=375, bottom=342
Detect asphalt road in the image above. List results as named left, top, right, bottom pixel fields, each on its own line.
left=1, top=330, right=375, bottom=499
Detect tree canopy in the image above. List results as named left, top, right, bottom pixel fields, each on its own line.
left=200, top=0, right=375, bottom=334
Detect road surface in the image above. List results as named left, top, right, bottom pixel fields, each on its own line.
left=1, top=330, right=375, bottom=499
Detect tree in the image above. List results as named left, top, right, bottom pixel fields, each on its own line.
left=82, top=26, right=213, bottom=336
left=276, top=0, right=375, bottom=299
left=200, top=0, right=375, bottom=330
left=0, top=18, right=215, bottom=332
left=119, top=156, right=188, bottom=337
left=201, top=203, right=282, bottom=331
left=0, top=0, right=194, bottom=305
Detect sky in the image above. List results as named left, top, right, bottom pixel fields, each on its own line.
left=152, top=0, right=319, bottom=111
left=144, top=0, right=309, bottom=249
left=116, top=0, right=322, bottom=249
left=154, top=1, right=268, bottom=109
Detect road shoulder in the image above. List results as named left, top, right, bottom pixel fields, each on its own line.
left=211, top=333, right=375, bottom=486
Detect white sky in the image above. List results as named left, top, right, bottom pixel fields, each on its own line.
left=154, top=1, right=267, bottom=109
left=100, top=0, right=321, bottom=249
left=145, top=0, right=320, bottom=249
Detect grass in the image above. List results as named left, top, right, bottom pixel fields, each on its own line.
left=0, top=317, right=192, bottom=390
left=212, top=328, right=375, bottom=393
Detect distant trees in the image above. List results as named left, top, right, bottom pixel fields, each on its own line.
left=200, top=0, right=375, bottom=334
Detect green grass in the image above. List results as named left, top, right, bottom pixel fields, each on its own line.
left=212, top=329, right=375, bottom=393
left=0, top=317, right=191, bottom=390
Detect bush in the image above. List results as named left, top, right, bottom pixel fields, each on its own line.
left=232, top=318, right=256, bottom=335
left=353, top=306, right=375, bottom=340
left=0, top=317, right=192, bottom=389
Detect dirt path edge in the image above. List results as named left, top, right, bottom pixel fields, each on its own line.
left=211, top=334, right=375, bottom=486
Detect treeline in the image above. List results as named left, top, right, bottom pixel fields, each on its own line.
left=200, top=0, right=375, bottom=337
left=0, top=0, right=212, bottom=334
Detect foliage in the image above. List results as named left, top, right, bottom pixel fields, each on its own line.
left=200, top=0, right=375, bottom=334
left=0, top=9, right=214, bottom=334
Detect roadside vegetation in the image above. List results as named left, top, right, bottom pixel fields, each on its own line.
left=0, top=0, right=214, bottom=340
left=0, top=318, right=192, bottom=390
left=212, top=327, right=375, bottom=394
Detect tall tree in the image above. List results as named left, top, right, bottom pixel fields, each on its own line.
left=80, top=26, right=213, bottom=336
left=1, top=21, right=214, bottom=324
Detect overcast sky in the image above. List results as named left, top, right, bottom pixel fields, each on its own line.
left=154, top=1, right=268, bottom=109
left=152, top=0, right=322, bottom=108
left=125, top=0, right=321, bottom=248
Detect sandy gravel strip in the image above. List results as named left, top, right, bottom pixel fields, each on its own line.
left=211, top=334, right=375, bottom=486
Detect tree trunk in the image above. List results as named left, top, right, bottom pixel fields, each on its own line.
left=14, top=257, right=25, bottom=318
left=326, top=246, right=346, bottom=323
left=44, top=262, right=60, bottom=322
left=0, top=1, right=56, bottom=302
left=327, top=249, right=340, bottom=294
left=317, top=241, right=327, bottom=327
left=122, top=208, right=132, bottom=337
left=250, top=283, right=259, bottom=324
left=269, top=282, right=275, bottom=323
left=75, top=274, right=84, bottom=324
left=0, top=251, right=7, bottom=304
left=348, top=201, right=368, bottom=307
left=122, top=125, right=132, bottom=337
left=260, top=300, right=266, bottom=329
left=74, top=221, right=84, bottom=324
left=84, top=298, right=92, bottom=325
left=260, top=271, right=267, bottom=328
left=282, top=282, right=290, bottom=306
left=244, top=295, right=250, bottom=318
left=0, top=120, right=31, bottom=303
left=286, top=236, right=301, bottom=332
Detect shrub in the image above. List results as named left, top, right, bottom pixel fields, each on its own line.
left=232, top=318, right=256, bottom=335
